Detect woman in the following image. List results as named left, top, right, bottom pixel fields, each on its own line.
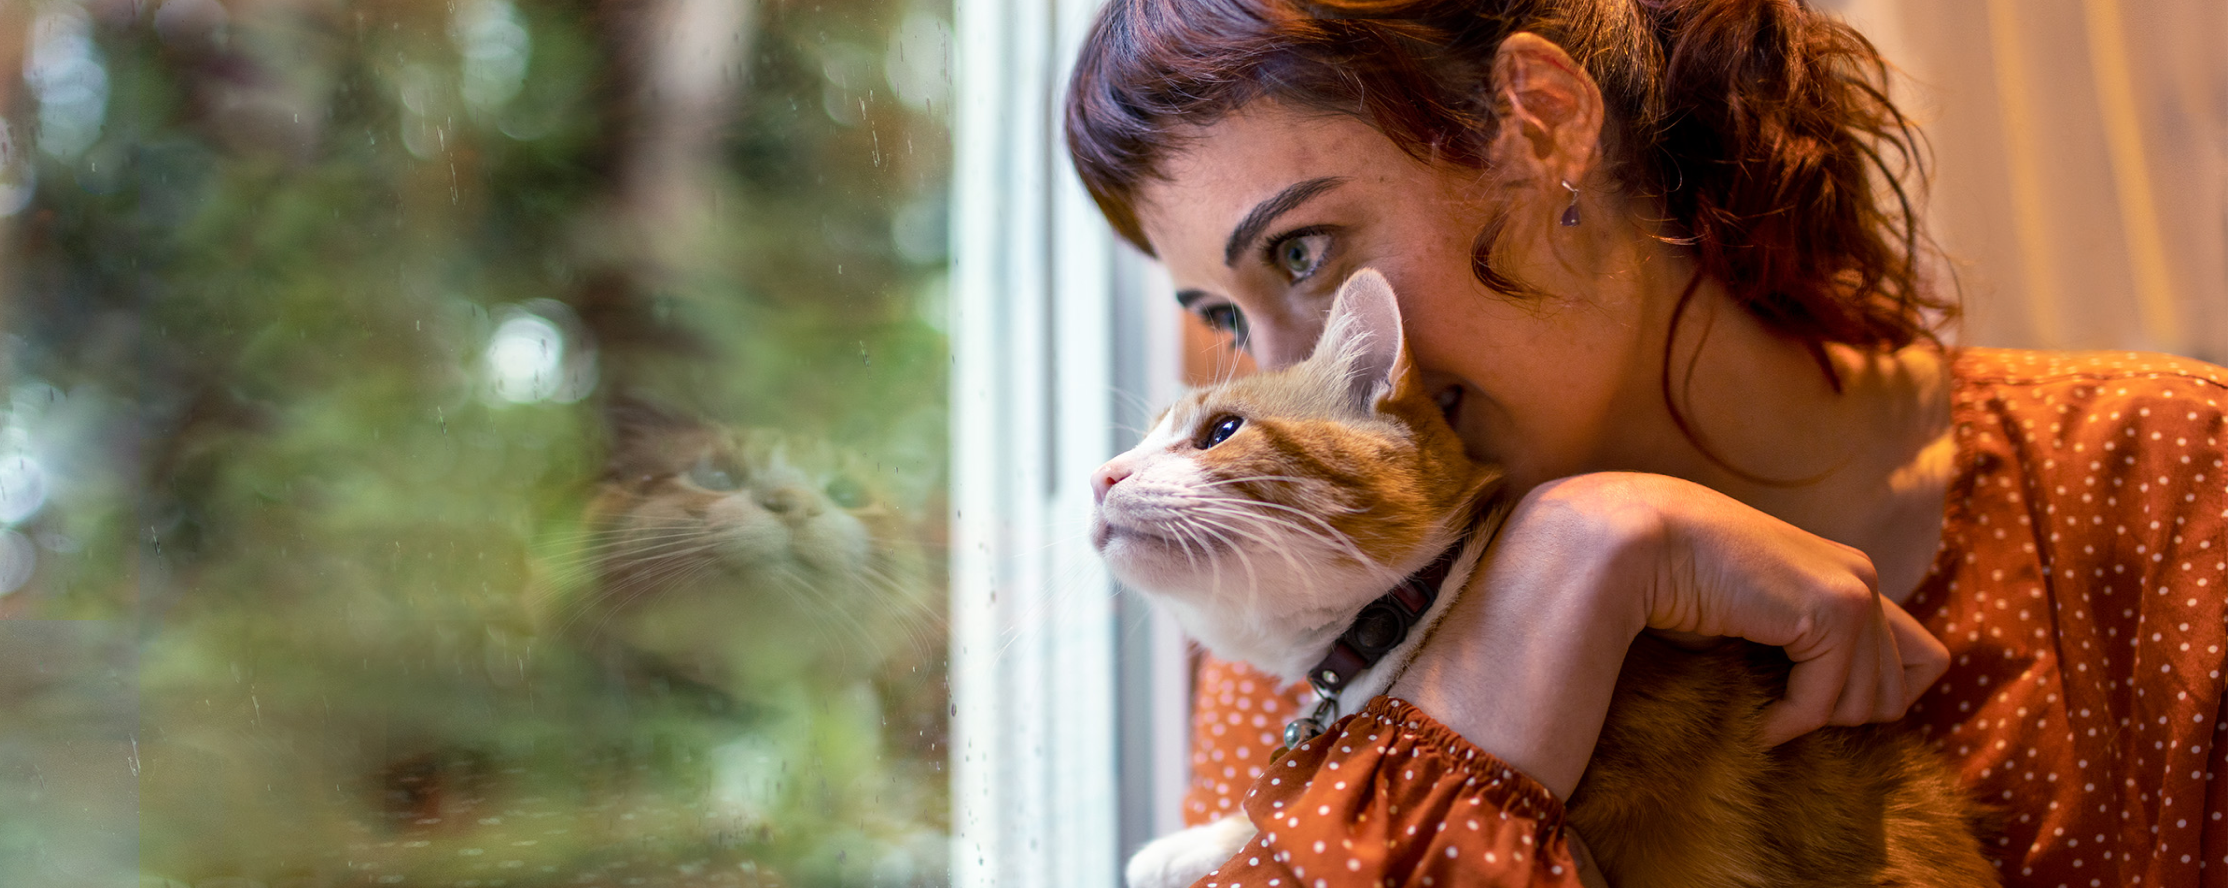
left=1064, top=0, right=2225, bottom=884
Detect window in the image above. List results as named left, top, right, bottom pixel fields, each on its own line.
left=946, top=0, right=1193, bottom=881
left=0, top=0, right=975, bottom=885
left=12, top=2, right=2211, bottom=887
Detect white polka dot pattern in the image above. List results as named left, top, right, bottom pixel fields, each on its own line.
left=1178, top=349, right=2226, bottom=886
left=1906, top=349, right=2226, bottom=887
left=1186, top=660, right=1319, bottom=824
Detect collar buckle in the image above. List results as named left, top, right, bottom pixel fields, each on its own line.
left=1271, top=536, right=1467, bottom=762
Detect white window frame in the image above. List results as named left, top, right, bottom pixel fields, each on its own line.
left=948, top=0, right=1193, bottom=883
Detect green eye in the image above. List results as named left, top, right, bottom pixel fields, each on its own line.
left=1269, top=231, right=1331, bottom=280
left=685, top=456, right=743, bottom=492
left=824, top=476, right=866, bottom=509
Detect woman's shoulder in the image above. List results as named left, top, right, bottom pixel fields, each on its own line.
left=1943, top=347, right=2225, bottom=478
left=1949, top=347, right=2226, bottom=396
left=1939, top=344, right=2222, bottom=509
left=1912, top=345, right=2224, bottom=885
left=1921, top=343, right=2223, bottom=653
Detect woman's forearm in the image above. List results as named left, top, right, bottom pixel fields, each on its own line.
left=1389, top=477, right=1658, bottom=800
left=1387, top=471, right=1946, bottom=798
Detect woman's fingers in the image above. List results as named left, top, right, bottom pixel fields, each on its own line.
left=1762, top=667, right=1836, bottom=745
left=1870, top=610, right=1909, bottom=722
left=1886, top=596, right=1951, bottom=708
left=1533, top=473, right=1954, bottom=746
left=1831, top=622, right=1889, bottom=728
left=1761, top=617, right=1862, bottom=745
left=1767, top=594, right=1944, bottom=745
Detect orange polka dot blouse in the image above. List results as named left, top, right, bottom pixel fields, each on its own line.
left=1179, top=349, right=2228, bottom=887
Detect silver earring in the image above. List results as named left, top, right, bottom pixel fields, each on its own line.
left=1559, top=179, right=1581, bottom=227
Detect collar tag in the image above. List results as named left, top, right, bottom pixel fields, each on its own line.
left=1273, top=536, right=1467, bottom=762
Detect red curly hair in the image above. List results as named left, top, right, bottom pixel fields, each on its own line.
left=1064, top=0, right=1951, bottom=356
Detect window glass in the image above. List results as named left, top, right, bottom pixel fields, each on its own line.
left=0, top=1, right=952, bottom=885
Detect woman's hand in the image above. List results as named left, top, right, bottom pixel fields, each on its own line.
left=1387, top=471, right=1950, bottom=799
left=1634, top=473, right=1950, bottom=745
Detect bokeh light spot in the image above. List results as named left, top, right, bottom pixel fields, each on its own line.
left=0, top=529, right=34, bottom=596
left=25, top=8, right=109, bottom=159
left=486, top=314, right=566, bottom=404
left=0, top=453, right=48, bottom=525
left=455, top=0, right=531, bottom=113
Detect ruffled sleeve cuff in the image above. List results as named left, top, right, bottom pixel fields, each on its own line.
left=1202, top=696, right=1586, bottom=887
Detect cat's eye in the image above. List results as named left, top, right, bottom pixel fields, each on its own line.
left=684, top=456, right=744, bottom=492
left=1197, top=415, right=1245, bottom=449
left=1265, top=229, right=1332, bottom=281
left=824, top=476, right=866, bottom=509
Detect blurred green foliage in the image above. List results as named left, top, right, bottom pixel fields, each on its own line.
left=0, top=0, right=952, bottom=885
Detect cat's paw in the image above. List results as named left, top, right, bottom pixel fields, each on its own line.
left=1125, top=814, right=1257, bottom=888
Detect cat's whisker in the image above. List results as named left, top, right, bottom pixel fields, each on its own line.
left=1109, top=387, right=1159, bottom=435
left=1187, top=506, right=1355, bottom=572
left=950, top=540, right=1098, bottom=654
left=1187, top=507, right=1320, bottom=591
left=811, top=572, right=893, bottom=656
left=809, top=561, right=923, bottom=656
left=1191, top=494, right=1375, bottom=570
left=555, top=530, right=717, bottom=552
left=1193, top=504, right=1364, bottom=580
left=1180, top=522, right=1223, bottom=596
left=597, top=556, right=740, bottom=642
left=1156, top=516, right=1239, bottom=615
left=1205, top=509, right=1349, bottom=607
left=593, top=544, right=721, bottom=599
left=1181, top=508, right=1286, bottom=557
left=1176, top=514, right=1267, bottom=600
left=769, top=566, right=868, bottom=654
left=1195, top=474, right=1316, bottom=488
left=1172, top=518, right=1209, bottom=580
left=1175, top=515, right=1265, bottom=605
left=986, top=569, right=1110, bottom=664
left=594, top=532, right=741, bottom=560
left=537, top=534, right=713, bottom=574
left=543, top=530, right=727, bottom=569
left=541, top=517, right=711, bottom=538
left=564, top=546, right=725, bottom=632
left=852, top=564, right=943, bottom=634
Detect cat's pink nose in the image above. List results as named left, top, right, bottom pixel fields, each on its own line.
left=1092, top=459, right=1133, bottom=504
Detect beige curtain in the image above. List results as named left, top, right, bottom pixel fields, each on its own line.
left=1829, top=0, right=2228, bottom=363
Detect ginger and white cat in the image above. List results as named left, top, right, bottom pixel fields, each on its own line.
left=577, top=403, right=936, bottom=695
left=1093, top=270, right=1992, bottom=888
left=556, top=404, right=947, bottom=863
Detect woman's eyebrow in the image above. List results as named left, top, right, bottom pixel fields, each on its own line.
left=1223, top=176, right=1346, bottom=266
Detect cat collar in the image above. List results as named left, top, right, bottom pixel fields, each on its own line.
left=1279, top=537, right=1467, bottom=756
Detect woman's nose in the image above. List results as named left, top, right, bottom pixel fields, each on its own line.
left=1091, top=458, right=1134, bottom=504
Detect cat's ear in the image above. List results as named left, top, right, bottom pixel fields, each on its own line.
left=602, top=396, right=704, bottom=476
left=1309, top=268, right=1408, bottom=411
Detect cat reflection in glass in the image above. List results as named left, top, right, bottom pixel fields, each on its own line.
left=560, top=404, right=942, bottom=831
left=577, top=406, right=934, bottom=690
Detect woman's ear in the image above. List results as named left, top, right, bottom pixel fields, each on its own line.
left=1487, top=32, right=1605, bottom=192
